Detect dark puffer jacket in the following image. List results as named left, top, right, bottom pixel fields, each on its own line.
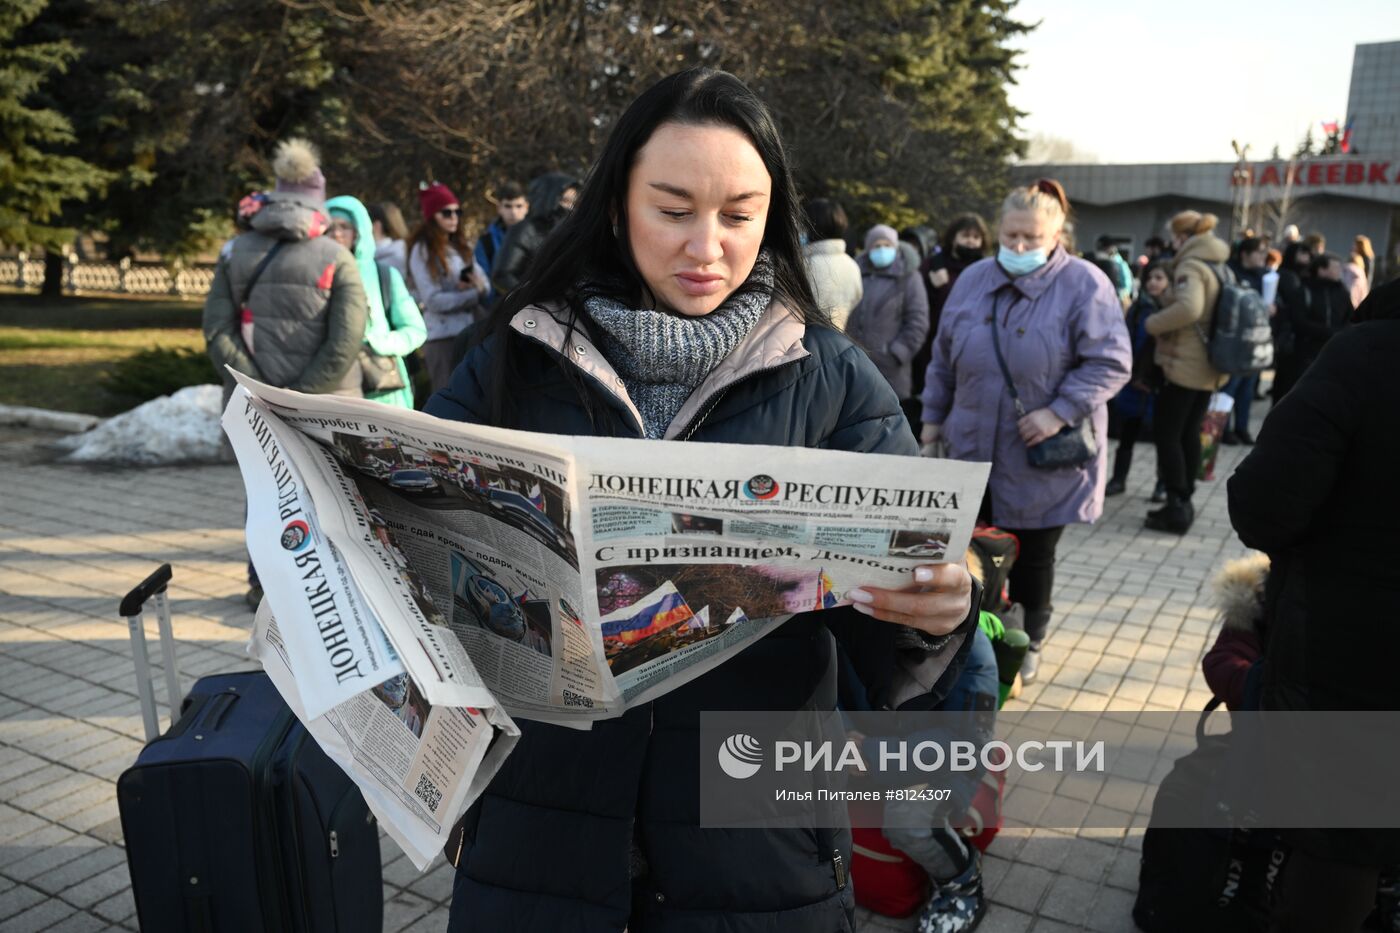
left=1228, top=281, right=1400, bottom=863
left=426, top=299, right=978, bottom=933
left=1230, top=289, right=1400, bottom=713
left=204, top=192, right=367, bottom=396
left=1292, top=277, right=1353, bottom=370
left=490, top=173, right=578, bottom=297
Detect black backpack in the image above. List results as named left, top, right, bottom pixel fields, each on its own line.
left=966, top=526, right=1019, bottom=614
left=1195, top=262, right=1275, bottom=376
left=1134, top=699, right=1289, bottom=933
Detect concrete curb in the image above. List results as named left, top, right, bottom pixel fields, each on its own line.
left=0, top=404, right=100, bottom=433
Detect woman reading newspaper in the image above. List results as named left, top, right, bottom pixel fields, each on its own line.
left=426, top=68, right=979, bottom=933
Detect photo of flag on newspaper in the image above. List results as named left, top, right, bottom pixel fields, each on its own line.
left=601, top=581, right=695, bottom=651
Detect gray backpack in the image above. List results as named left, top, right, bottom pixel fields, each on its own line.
left=1195, top=263, right=1274, bottom=376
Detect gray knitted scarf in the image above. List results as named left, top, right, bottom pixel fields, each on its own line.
left=584, top=253, right=774, bottom=438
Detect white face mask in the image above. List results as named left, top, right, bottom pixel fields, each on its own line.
left=998, top=245, right=1049, bottom=276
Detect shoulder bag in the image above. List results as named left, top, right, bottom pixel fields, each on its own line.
left=987, top=302, right=1096, bottom=470
left=359, top=263, right=407, bottom=394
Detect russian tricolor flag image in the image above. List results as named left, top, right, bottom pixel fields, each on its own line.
left=600, top=582, right=695, bottom=648
left=815, top=570, right=840, bottom=611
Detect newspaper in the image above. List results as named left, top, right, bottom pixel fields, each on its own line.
left=250, top=602, right=518, bottom=868
left=224, top=372, right=989, bottom=866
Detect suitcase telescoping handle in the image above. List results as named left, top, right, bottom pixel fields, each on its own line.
left=120, top=564, right=181, bottom=743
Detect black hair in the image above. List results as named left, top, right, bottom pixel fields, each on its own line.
left=1310, top=252, right=1342, bottom=276
left=1238, top=236, right=1266, bottom=256
left=495, top=181, right=526, bottom=202
left=367, top=202, right=409, bottom=241
left=900, top=226, right=938, bottom=261
left=1282, top=241, right=1312, bottom=271
left=804, top=198, right=848, bottom=241
left=1144, top=235, right=1167, bottom=251
left=480, top=67, right=824, bottom=429
left=940, top=213, right=991, bottom=257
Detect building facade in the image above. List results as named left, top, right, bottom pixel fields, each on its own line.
left=1013, top=40, right=1400, bottom=273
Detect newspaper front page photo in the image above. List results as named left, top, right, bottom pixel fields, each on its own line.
left=223, top=373, right=989, bottom=868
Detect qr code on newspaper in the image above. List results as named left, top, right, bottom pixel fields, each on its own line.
left=413, top=773, right=442, bottom=811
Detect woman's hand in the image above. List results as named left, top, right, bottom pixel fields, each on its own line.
left=1018, top=407, right=1066, bottom=447
left=919, top=422, right=941, bottom=457
left=845, top=562, right=973, bottom=638
left=458, top=266, right=489, bottom=292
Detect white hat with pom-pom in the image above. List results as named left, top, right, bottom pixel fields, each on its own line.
left=272, top=138, right=326, bottom=205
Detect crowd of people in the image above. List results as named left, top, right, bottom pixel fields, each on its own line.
left=201, top=66, right=1393, bottom=933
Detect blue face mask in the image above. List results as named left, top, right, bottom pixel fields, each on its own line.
left=868, top=246, right=897, bottom=269
left=998, top=245, right=1049, bottom=276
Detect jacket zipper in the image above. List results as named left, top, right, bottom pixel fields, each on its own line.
left=832, top=850, right=848, bottom=889
left=674, top=358, right=803, bottom=441
left=514, top=330, right=648, bottom=437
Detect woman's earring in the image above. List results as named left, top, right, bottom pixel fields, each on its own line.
left=611, top=222, right=619, bottom=239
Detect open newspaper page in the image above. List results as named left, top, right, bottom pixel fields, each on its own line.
left=226, top=375, right=990, bottom=870
left=569, top=435, right=991, bottom=706
left=250, top=603, right=519, bottom=870
left=222, top=390, right=406, bottom=719
left=229, top=374, right=990, bottom=723
left=228, top=375, right=618, bottom=721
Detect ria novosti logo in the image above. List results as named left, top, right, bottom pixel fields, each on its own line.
left=717, top=734, right=764, bottom=779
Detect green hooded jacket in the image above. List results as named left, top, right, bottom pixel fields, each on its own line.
left=326, top=195, right=427, bottom=409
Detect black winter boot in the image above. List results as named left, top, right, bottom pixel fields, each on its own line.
left=1144, top=492, right=1194, bottom=534
left=916, top=849, right=986, bottom=933
left=1105, top=450, right=1129, bottom=497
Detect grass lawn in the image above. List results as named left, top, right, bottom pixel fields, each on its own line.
left=0, top=292, right=207, bottom=416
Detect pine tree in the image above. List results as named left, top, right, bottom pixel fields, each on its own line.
left=0, top=0, right=109, bottom=292
left=25, top=0, right=353, bottom=261
left=17, top=0, right=1031, bottom=259
left=1294, top=125, right=1317, bottom=158
left=783, top=0, right=1031, bottom=231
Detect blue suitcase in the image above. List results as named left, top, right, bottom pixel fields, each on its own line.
left=116, top=565, right=383, bottom=932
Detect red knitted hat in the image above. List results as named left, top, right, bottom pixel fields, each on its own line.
left=418, top=182, right=459, bottom=222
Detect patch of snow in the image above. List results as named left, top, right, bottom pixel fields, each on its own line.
left=55, top=384, right=227, bottom=466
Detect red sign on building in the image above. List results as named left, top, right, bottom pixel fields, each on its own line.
left=1232, top=161, right=1400, bottom=187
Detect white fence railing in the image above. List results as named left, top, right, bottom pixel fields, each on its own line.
left=0, top=252, right=214, bottom=298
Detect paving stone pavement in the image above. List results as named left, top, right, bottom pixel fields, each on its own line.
left=0, top=422, right=1258, bottom=932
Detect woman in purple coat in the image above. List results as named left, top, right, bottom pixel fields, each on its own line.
left=920, top=179, right=1131, bottom=682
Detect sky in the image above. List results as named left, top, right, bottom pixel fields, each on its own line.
left=1007, top=0, right=1400, bottom=164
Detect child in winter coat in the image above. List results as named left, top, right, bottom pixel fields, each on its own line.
left=1201, top=553, right=1268, bottom=710
left=1106, top=261, right=1168, bottom=498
